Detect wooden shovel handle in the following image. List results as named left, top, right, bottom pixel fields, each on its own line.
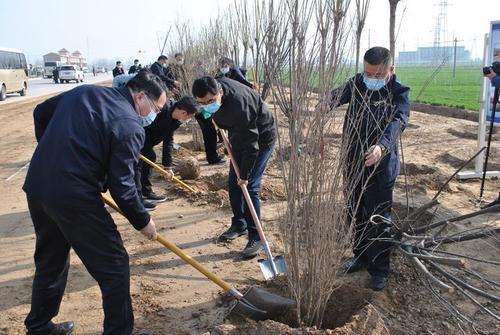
left=139, top=154, right=196, bottom=193
left=100, top=193, right=234, bottom=293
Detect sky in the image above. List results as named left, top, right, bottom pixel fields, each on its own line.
left=0, top=0, right=498, bottom=65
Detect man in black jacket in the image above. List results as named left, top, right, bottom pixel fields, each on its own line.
left=150, top=55, right=179, bottom=93
left=192, top=76, right=276, bottom=258
left=139, top=96, right=199, bottom=202
left=215, top=57, right=253, bottom=89
left=112, top=61, right=125, bottom=77
left=329, top=47, right=410, bottom=291
left=24, top=71, right=167, bottom=334
left=128, top=59, right=142, bottom=74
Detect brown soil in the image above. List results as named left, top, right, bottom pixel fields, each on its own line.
left=0, top=91, right=498, bottom=334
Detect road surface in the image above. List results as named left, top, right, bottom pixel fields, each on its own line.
left=0, top=73, right=113, bottom=105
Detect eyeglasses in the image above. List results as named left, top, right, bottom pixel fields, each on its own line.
left=144, top=94, right=162, bottom=113
left=362, top=72, right=388, bottom=80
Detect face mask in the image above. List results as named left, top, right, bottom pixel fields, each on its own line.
left=177, top=59, right=184, bottom=65
left=162, top=63, right=168, bottom=68
left=363, top=75, right=387, bottom=91
left=139, top=110, right=157, bottom=127
left=220, top=67, right=230, bottom=75
left=200, top=101, right=221, bottom=119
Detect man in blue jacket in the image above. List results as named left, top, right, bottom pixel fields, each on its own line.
left=330, top=47, right=410, bottom=291
left=24, top=70, right=167, bottom=334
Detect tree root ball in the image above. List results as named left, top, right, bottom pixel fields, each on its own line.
left=175, top=157, right=201, bottom=180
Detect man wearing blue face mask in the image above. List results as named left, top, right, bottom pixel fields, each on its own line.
left=215, top=57, right=253, bottom=89
left=192, top=76, right=276, bottom=258
left=328, top=46, right=410, bottom=291
left=24, top=70, right=167, bottom=334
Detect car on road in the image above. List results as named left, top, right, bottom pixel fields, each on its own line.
left=59, top=65, right=84, bottom=83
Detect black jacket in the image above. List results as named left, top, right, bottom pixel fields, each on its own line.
left=143, top=100, right=180, bottom=167
left=331, top=73, right=410, bottom=183
left=24, top=85, right=150, bottom=230
left=112, top=66, right=125, bottom=77
left=213, top=78, right=276, bottom=179
left=150, top=61, right=176, bottom=89
left=128, top=64, right=142, bottom=74
left=215, top=67, right=253, bottom=89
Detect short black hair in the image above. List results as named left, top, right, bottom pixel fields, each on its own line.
left=174, top=52, right=183, bottom=58
left=172, top=96, right=198, bottom=115
left=192, top=76, right=221, bottom=98
left=364, top=47, right=392, bottom=67
left=158, top=55, right=168, bottom=61
left=219, top=57, right=233, bottom=67
left=134, top=59, right=139, bottom=62
left=116, top=61, right=122, bottom=65
left=126, top=69, right=167, bottom=101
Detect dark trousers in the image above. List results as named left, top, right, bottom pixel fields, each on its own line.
left=347, top=178, right=394, bottom=277
left=228, top=143, right=274, bottom=241
left=195, top=114, right=221, bottom=163
left=138, top=142, right=156, bottom=197
left=25, top=196, right=134, bottom=335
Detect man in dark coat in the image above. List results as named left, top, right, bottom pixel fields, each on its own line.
left=112, top=61, right=125, bottom=77
left=128, top=59, right=142, bottom=74
left=192, top=76, right=276, bottom=258
left=23, top=70, right=167, bottom=334
left=215, top=57, right=253, bottom=89
left=329, top=47, right=410, bottom=291
left=150, top=55, right=179, bottom=92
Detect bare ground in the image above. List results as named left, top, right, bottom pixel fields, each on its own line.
left=0, top=91, right=498, bottom=334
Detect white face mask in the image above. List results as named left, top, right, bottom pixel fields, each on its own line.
left=220, top=67, right=230, bottom=75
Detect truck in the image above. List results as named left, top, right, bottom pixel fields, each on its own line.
left=43, top=61, right=63, bottom=78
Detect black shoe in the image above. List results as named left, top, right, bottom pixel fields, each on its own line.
left=367, top=275, right=388, bottom=291
left=208, top=158, right=226, bottom=166
left=144, top=192, right=167, bottom=203
left=481, top=197, right=500, bottom=210
left=241, top=239, right=264, bottom=258
left=344, top=257, right=365, bottom=273
left=217, top=225, right=247, bottom=242
left=142, top=200, right=156, bottom=211
left=49, top=321, right=74, bottom=335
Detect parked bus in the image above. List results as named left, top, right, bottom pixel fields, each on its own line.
left=0, top=48, right=28, bottom=101
left=43, top=61, right=63, bottom=78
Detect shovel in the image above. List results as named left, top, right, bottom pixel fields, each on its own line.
left=139, top=154, right=196, bottom=193
left=212, top=121, right=288, bottom=280
left=100, top=193, right=294, bottom=320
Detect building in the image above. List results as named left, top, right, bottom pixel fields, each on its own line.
left=43, top=48, right=87, bottom=68
left=397, top=46, right=471, bottom=65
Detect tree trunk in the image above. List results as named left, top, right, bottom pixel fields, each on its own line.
left=389, top=0, right=400, bottom=62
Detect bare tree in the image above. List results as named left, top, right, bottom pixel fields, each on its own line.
left=388, top=0, right=401, bottom=62
left=354, top=0, right=370, bottom=72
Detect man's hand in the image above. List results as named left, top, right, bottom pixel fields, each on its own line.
left=140, top=219, right=157, bottom=240
left=164, top=168, right=174, bottom=181
left=365, top=145, right=383, bottom=167
left=485, top=68, right=497, bottom=80
left=238, top=178, right=248, bottom=187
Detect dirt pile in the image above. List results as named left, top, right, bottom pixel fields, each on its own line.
left=174, top=156, right=200, bottom=180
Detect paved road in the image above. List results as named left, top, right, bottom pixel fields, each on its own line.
left=0, top=73, right=113, bottom=105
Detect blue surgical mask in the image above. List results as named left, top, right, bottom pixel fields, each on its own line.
left=139, top=110, right=157, bottom=127
left=363, top=76, right=386, bottom=91
left=200, top=101, right=221, bottom=119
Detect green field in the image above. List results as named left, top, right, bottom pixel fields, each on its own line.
left=396, top=65, right=484, bottom=111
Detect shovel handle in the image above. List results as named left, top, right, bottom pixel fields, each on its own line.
left=100, top=193, right=238, bottom=296
left=212, top=121, right=277, bottom=265
left=139, top=155, right=196, bottom=193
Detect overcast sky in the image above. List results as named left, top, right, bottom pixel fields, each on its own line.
left=0, top=0, right=498, bottom=65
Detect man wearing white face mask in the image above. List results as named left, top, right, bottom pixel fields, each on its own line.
left=24, top=70, right=167, bottom=334
left=328, top=47, right=410, bottom=291
left=215, top=57, right=253, bottom=89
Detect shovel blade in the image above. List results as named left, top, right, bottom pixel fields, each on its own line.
left=230, top=287, right=295, bottom=320
left=258, top=255, right=288, bottom=280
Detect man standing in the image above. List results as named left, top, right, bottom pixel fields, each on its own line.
left=330, top=47, right=410, bottom=291
left=52, top=67, right=59, bottom=84
left=166, top=53, right=189, bottom=94
left=192, top=76, right=276, bottom=257
left=112, top=61, right=125, bottom=77
left=215, top=57, right=253, bottom=89
left=138, top=96, right=199, bottom=204
left=150, top=55, right=179, bottom=93
left=128, top=59, right=142, bottom=74
left=24, top=70, right=166, bottom=334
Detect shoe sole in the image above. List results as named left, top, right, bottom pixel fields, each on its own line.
left=146, top=198, right=167, bottom=203
left=241, top=247, right=264, bottom=259
left=217, top=231, right=248, bottom=242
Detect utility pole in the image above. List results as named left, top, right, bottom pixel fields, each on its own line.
left=452, top=37, right=457, bottom=78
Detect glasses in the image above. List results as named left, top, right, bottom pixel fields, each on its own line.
left=144, top=94, right=162, bottom=113
left=362, top=71, right=388, bottom=80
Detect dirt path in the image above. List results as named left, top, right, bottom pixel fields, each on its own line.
left=0, top=90, right=498, bottom=334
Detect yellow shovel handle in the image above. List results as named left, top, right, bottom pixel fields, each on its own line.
left=100, top=193, right=233, bottom=293
left=139, top=155, right=196, bottom=193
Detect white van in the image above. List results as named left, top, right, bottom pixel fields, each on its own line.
left=0, top=48, right=29, bottom=101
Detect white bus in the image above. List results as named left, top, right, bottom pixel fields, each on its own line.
left=43, top=61, right=63, bottom=78
left=0, top=48, right=28, bottom=101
